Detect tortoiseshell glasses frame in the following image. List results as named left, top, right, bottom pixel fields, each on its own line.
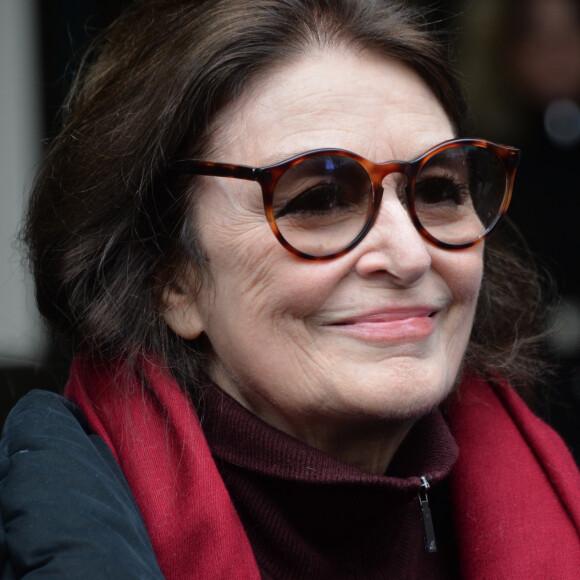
left=171, top=138, right=520, bottom=260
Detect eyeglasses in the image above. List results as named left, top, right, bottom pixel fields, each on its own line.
left=171, top=138, right=520, bottom=260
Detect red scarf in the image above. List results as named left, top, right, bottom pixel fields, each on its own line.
left=65, top=355, right=580, bottom=579
left=448, top=374, right=580, bottom=578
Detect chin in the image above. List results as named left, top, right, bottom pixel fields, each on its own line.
left=330, top=363, right=459, bottom=422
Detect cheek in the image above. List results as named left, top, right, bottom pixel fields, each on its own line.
left=196, top=197, right=350, bottom=323
left=196, top=231, right=353, bottom=399
left=436, top=245, right=484, bottom=330
left=194, top=182, right=274, bottom=297
left=457, top=248, right=484, bottom=306
left=209, top=254, right=350, bottom=330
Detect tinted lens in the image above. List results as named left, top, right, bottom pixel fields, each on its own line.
left=412, top=145, right=507, bottom=245
left=272, top=155, right=374, bottom=256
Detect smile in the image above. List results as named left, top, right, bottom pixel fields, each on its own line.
left=327, top=309, right=438, bottom=343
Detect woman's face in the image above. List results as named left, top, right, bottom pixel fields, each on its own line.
left=165, top=49, right=483, bottom=457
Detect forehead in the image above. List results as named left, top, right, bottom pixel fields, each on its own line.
left=209, top=48, right=455, bottom=166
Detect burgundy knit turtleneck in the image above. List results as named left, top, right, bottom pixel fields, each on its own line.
left=199, top=385, right=460, bottom=580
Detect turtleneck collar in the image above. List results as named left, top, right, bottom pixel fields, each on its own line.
left=199, top=384, right=460, bottom=579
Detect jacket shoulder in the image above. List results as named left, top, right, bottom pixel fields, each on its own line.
left=0, top=390, right=163, bottom=579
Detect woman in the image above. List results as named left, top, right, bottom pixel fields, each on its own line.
left=1, top=0, right=579, bottom=578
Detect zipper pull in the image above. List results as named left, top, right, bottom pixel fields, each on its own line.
left=418, top=476, right=438, bottom=553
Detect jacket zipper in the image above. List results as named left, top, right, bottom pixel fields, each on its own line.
left=418, top=475, right=437, bottom=553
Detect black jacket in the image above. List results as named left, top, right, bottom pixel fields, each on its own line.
left=0, top=390, right=163, bottom=579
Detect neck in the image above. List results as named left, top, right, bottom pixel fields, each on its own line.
left=198, top=383, right=460, bottom=580
left=205, top=375, right=422, bottom=475
left=285, top=417, right=415, bottom=475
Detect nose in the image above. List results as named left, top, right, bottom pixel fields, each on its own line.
left=354, top=189, right=432, bottom=286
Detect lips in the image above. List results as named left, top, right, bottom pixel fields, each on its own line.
left=327, top=307, right=439, bottom=343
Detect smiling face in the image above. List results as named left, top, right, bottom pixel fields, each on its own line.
left=164, top=49, right=483, bottom=471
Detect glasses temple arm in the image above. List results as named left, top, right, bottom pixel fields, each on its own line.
left=169, top=161, right=257, bottom=181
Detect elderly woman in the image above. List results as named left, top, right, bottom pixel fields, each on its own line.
left=1, top=0, right=579, bottom=578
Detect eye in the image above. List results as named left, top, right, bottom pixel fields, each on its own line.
left=276, top=182, right=356, bottom=217
left=413, top=174, right=471, bottom=206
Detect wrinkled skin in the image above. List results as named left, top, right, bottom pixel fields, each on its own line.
left=164, top=49, right=483, bottom=474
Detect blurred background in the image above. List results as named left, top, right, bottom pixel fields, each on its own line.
left=1, top=0, right=579, bottom=461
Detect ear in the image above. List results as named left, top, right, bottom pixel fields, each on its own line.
left=161, top=281, right=205, bottom=340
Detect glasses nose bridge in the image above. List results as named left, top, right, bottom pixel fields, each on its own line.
left=365, top=159, right=419, bottom=233
left=369, top=160, right=413, bottom=190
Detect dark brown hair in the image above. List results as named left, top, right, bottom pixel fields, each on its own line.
left=23, top=0, right=547, bottom=392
